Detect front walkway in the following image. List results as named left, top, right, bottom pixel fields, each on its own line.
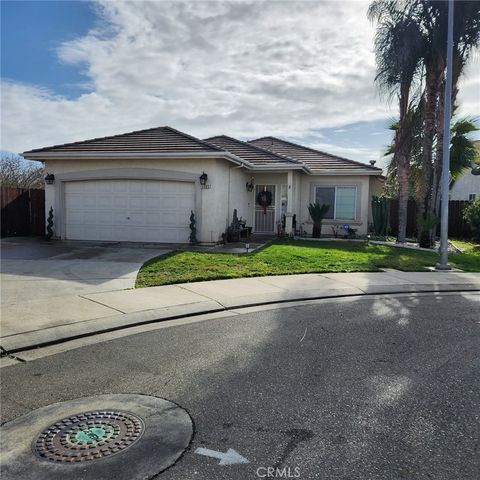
left=1, top=269, right=479, bottom=353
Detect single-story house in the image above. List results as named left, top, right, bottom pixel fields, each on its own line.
left=22, top=126, right=383, bottom=243
left=450, top=171, right=479, bottom=202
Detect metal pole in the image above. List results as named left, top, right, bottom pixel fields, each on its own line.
left=436, top=0, right=454, bottom=270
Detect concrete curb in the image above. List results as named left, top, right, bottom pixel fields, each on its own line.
left=2, top=283, right=479, bottom=354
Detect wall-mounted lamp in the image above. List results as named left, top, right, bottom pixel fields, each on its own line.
left=472, top=165, right=480, bottom=176
left=246, top=177, right=255, bottom=192
left=199, top=172, right=208, bottom=185
left=45, top=173, right=55, bottom=185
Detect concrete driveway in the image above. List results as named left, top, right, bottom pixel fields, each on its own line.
left=1, top=237, right=173, bottom=337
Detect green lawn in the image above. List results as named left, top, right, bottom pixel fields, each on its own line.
left=136, top=239, right=480, bottom=288
left=450, top=239, right=480, bottom=271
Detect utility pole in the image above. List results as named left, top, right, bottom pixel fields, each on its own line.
left=436, top=0, right=454, bottom=270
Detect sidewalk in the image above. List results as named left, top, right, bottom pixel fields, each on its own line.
left=1, top=270, right=479, bottom=353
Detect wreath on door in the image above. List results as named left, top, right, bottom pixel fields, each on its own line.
left=257, top=189, right=272, bottom=214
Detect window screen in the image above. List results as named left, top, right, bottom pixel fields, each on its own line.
left=335, top=187, right=356, bottom=220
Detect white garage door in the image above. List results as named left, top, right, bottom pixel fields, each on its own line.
left=65, top=179, right=195, bottom=243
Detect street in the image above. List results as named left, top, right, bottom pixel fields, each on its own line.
left=1, top=292, right=479, bottom=479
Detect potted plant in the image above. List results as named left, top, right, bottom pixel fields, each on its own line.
left=307, top=203, right=330, bottom=238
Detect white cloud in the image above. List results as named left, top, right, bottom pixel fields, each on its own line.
left=1, top=0, right=478, bottom=161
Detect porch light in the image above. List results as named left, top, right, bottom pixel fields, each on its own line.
left=199, top=172, right=208, bottom=185
left=246, top=177, right=255, bottom=192
left=45, top=173, right=55, bottom=185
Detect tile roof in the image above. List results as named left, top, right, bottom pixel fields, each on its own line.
left=22, top=125, right=382, bottom=176
left=249, top=137, right=382, bottom=173
left=203, top=135, right=301, bottom=167
left=23, top=126, right=223, bottom=154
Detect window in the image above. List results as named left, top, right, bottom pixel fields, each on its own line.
left=469, top=193, right=476, bottom=202
left=314, top=186, right=357, bottom=220
left=315, top=187, right=335, bottom=219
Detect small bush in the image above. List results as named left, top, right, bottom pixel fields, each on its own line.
left=463, top=199, right=480, bottom=241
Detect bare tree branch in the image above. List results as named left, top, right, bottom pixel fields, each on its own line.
left=0, top=154, right=44, bottom=189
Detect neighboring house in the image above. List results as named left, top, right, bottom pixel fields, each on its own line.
left=450, top=172, right=480, bottom=201
left=22, top=126, right=382, bottom=243
left=450, top=140, right=480, bottom=201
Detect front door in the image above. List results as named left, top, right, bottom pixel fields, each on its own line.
left=254, top=185, right=276, bottom=233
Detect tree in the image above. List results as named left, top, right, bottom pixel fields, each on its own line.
left=0, top=154, right=44, bottom=189
left=369, top=0, right=480, bottom=247
left=463, top=199, right=480, bottom=241
left=387, top=116, right=479, bottom=197
left=368, top=0, right=423, bottom=243
left=412, top=0, right=480, bottom=246
left=429, top=1, right=480, bottom=218
left=449, top=117, right=480, bottom=180
left=307, top=203, right=330, bottom=238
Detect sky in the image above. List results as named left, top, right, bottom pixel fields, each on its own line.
left=1, top=0, right=479, bottom=168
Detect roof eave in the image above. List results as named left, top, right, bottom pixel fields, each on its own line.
left=22, top=150, right=255, bottom=167
left=250, top=164, right=310, bottom=172
left=307, top=169, right=382, bottom=176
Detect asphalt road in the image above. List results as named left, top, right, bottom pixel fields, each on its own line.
left=1, top=293, right=479, bottom=479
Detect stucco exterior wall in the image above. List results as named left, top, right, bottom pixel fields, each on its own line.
left=43, top=157, right=236, bottom=243
left=43, top=157, right=377, bottom=242
left=450, top=173, right=480, bottom=201
left=298, top=175, right=371, bottom=235
left=228, top=167, right=254, bottom=227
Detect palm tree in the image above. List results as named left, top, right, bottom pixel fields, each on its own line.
left=368, top=0, right=423, bottom=243
left=449, top=117, right=480, bottom=180
left=307, top=203, right=330, bottom=238
left=370, top=0, right=480, bottom=247
left=430, top=2, right=480, bottom=218
left=412, top=0, right=480, bottom=246
left=384, top=105, right=423, bottom=200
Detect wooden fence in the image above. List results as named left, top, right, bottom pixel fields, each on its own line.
left=1, top=187, right=45, bottom=237
left=389, top=199, right=471, bottom=238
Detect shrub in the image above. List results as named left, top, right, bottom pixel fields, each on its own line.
left=46, top=207, right=54, bottom=240
left=189, top=210, right=197, bottom=244
left=463, top=199, right=480, bottom=241
left=307, top=203, right=330, bottom=238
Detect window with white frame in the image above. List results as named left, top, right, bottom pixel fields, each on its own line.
left=314, top=186, right=357, bottom=220
left=469, top=193, right=476, bottom=201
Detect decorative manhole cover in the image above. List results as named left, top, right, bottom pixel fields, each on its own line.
left=1, top=394, right=193, bottom=480
left=33, top=410, right=144, bottom=463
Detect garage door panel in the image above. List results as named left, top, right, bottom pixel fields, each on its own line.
left=129, top=181, right=145, bottom=193
left=113, top=196, right=128, bottom=208
left=161, top=212, right=179, bottom=226
left=83, top=182, right=98, bottom=193
left=96, top=212, right=115, bottom=225
left=146, top=213, right=162, bottom=225
left=128, top=196, right=145, bottom=209
left=66, top=194, right=95, bottom=209
left=111, top=212, right=131, bottom=226
left=160, top=197, right=177, bottom=209
left=97, top=195, right=114, bottom=208
left=95, top=226, right=115, bottom=240
left=178, top=196, right=194, bottom=209
left=113, top=182, right=128, bottom=193
left=144, top=197, right=161, bottom=209
left=65, top=179, right=195, bottom=243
